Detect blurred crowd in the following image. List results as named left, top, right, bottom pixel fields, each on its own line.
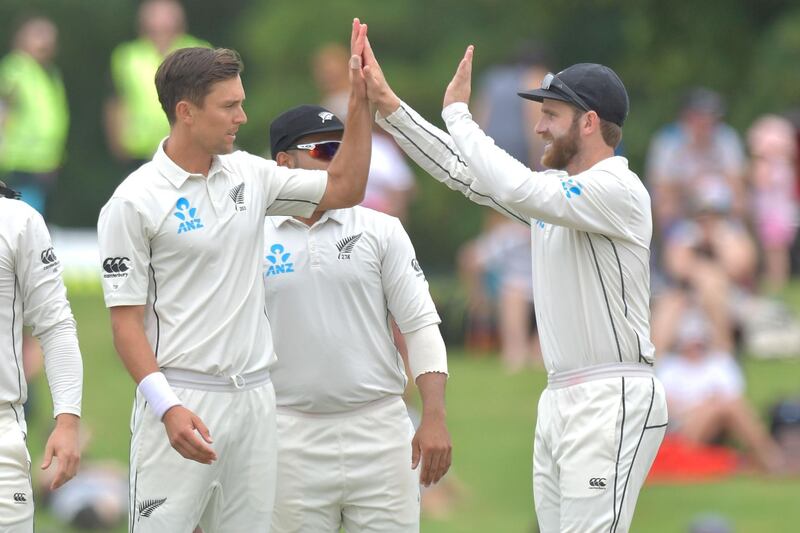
left=1, top=1, right=799, bottom=530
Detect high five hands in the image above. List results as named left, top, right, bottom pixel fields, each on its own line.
left=350, top=19, right=475, bottom=117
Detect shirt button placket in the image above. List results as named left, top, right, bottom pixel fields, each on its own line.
left=309, top=228, right=320, bottom=269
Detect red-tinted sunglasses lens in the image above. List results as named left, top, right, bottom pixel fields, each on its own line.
left=308, top=142, right=340, bottom=160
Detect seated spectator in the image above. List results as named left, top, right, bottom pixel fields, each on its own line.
left=646, top=88, right=747, bottom=241
left=651, top=183, right=757, bottom=355
left=656, top=308, right=787, bottom=474
left=746, top=114, right=799, bottom=295
left=458, top=211, right=539, bottom=371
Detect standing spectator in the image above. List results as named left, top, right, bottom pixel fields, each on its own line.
left=746, top=115, right=799, bottom=294
left=646, top=88, right=747, bottom=238
left=473, top=42, right=550, bottom=170
left=0, top=16, right=68, bottom=217
left=105, top=0, right=209, bottom=167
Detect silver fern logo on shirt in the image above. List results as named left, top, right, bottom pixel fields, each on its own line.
left=336, top=233, right=362, bottom=259
left=228, top=182, right=246, bottom=211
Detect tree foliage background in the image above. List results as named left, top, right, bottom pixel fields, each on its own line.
left=2, top=0, right=800, bottom=270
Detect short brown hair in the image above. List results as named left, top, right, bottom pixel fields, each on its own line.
left=155, top=47, right=243, bottom=124
left=599, top=119, right=622, bottom=148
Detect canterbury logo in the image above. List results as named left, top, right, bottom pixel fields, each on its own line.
left=589, top=477, right=607, bottom=488
left=138, top=498, right=167, bottom=519
left=13, top=492, right=27, bottom=503
left=40, top=247, right=57, bottom=265
left=103, top=257, right=131, bottom=273
left=336, top=233, right=362, bottom=259
left=228, top=182, right=246, bottom=210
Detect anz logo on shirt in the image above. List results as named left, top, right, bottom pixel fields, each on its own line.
left=560, top=177, right=583, bottom=199
left=174, top=197, right=204, bottom=234
left=265, top=243, right=294, bottom=276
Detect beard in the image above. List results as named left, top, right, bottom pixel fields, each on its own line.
left=540, top=118, right=580, bottom=170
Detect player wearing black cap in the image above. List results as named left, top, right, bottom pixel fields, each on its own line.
left=361, top=38, right=667, bottom=533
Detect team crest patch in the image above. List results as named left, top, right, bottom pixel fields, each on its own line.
left=229, top=183, right=246, bottom=211
left=336, top=233, right=362, bottom=259
left=318, top=111, right=335, bottom=123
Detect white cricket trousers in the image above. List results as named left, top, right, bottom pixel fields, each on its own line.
left=533, top=364, right=668, bottom=533
left=0, top=404, right=32, bottom=533
left=129, top=370, right=276, bottom=533
left=271, top=396, right=420, bottom=533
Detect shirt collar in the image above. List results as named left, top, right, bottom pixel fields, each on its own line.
left=271, top=209, right=348, bottom=228
left=153, top=137, right=229, bottom=188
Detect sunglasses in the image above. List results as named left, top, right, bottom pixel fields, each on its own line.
left=291, top=140, right=341, bottom=160
left=541, top=73, right=591, bottom=112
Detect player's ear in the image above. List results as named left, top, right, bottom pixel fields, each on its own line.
left=175, top=100, right=193, bottom=125
left=275, top=151, right=295, bottom=168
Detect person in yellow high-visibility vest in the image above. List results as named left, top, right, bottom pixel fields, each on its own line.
left=105, top=0, right=209, bottom=168
left=0, top=17, right=69, bottom=217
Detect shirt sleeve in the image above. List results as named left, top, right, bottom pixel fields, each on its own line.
left=376, top=102, right=530, bottom=226
left=97, top=197, right=152, bottom=307
left=16, top=210, right=82, bottom=417
left=442, top=102, right=635, bottom=240
left=380, top=217, right=441, bottom=333
left=253, top=156, right=327, bottom=217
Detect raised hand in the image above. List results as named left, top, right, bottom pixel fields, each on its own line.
left=349, top=18, right=368, bottom=100
left=362, top=35, right=401, bottom=117
left=443, top=45, right=474, bottom=109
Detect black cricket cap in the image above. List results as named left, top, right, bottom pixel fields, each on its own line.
left=269, top=104, right=345, bottom=156
left=518, top=63, right=630, bottom=127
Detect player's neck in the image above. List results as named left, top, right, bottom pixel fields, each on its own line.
left=566, top=145, right=615, bottom=175
left=163, top=131, right=214, bottom=176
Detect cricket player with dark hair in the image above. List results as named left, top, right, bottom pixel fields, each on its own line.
left=360, top=37, right=668, bottom=533
left=264, top=105, right=451, bottom=532
left=0, top=181, right=83, bottom=533
left=97, top=20, right=372, bottom=532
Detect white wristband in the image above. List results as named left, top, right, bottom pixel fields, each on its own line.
left=138, top=372, right=182, bottom=421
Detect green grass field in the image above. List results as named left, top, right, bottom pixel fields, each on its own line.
left=27, top=289, right=800, bottom=532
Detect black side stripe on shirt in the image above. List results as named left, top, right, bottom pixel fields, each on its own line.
left=398, top=105, right=468, bottom=166
left=11, top=277, right=23, bottom=404
left=602, top=235, right=627, bottom=318
left=586, top=234, right=623, bottom=362
left=611, top=378, right=656, bottom=533
left=611, top=377, right=626, bottom=533
left=273, top=197, right=319, bottom=206
left=149, top=252, right=160, bottom=360
left=384, top=110, right=530, bottom=227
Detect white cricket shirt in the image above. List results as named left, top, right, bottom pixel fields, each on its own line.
left=0, top=198, right=82, bottom=416
left=377, top=102, right=655, bottom=374
left=97, top=141, right=327, bottom=375
left=264, top=206, right=440, bottom=413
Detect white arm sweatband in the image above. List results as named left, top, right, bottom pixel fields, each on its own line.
left=39, top=319, right=83, bottom=418
left=405, top=323, right=448, bottom=381
left=138, top=372, right=182, bottom=420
